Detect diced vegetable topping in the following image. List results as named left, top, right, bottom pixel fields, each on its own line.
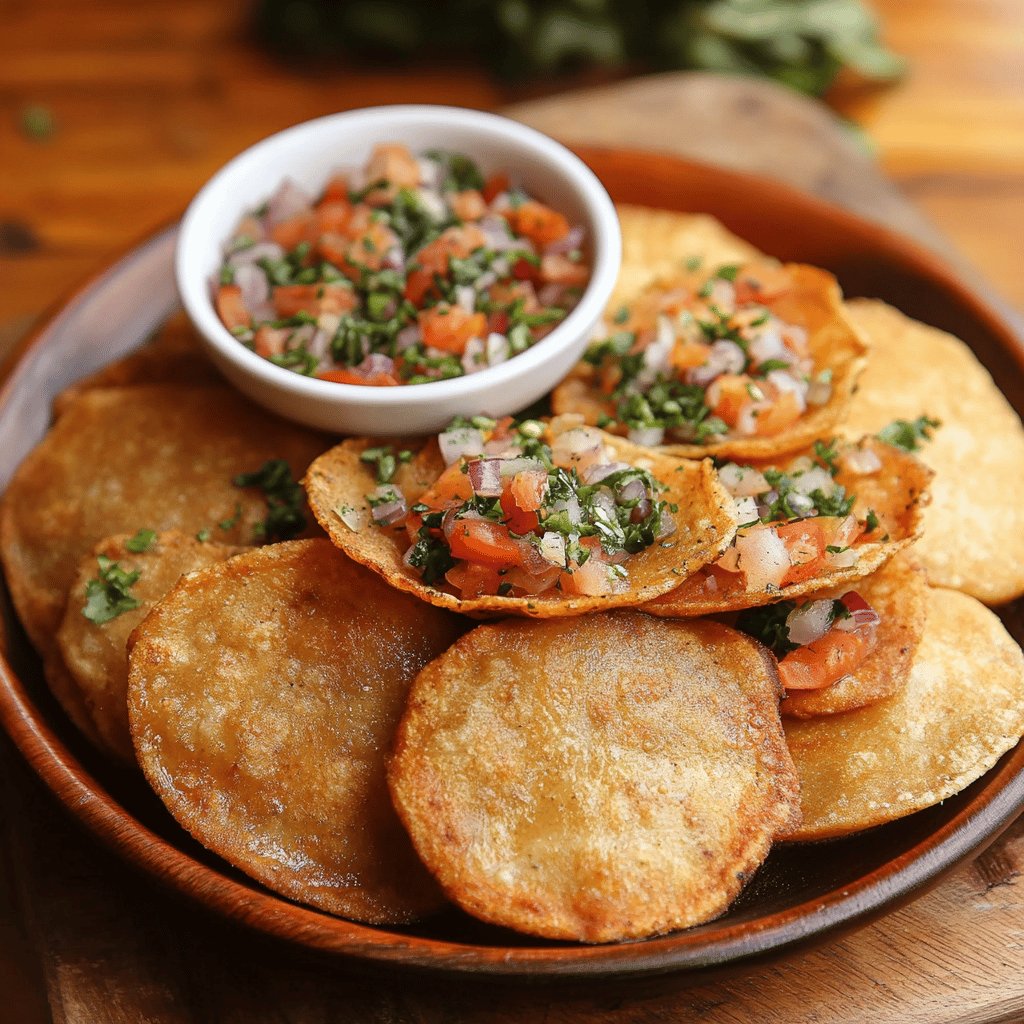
left=213, top=144, right=590, bottom=385
left=582, top=262, right=824, bottom=444
left=709, top=441, right=879, bottom=590
left=82, top=555, right=141, bottom=624
left=359, top=416, right=675, bottom=599
left=737, top=590, right=881, bottom=691
left=877, top=415, right=940, bottom=452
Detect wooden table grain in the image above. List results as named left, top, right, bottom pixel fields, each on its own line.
left=2, top=2, right=1024, bottom=1022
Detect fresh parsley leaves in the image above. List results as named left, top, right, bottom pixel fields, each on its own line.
left=877, top=416, right=940, bottom=452
left=82, top=555, right=141, bottom=624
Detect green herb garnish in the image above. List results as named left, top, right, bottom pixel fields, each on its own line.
left=124, top=528, right=157, bottom=553
left=82, top=556, right=141, bottom=624
left=233, top=459, right=306, bottom=541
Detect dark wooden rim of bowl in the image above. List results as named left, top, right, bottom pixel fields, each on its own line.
left=1, top=146, right=1023, bottom=979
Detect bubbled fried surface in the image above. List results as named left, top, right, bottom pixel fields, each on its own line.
left=0, top=384, right=328, bottom=660
left=389, top=611, right=800, bottom=942
left=128, top=540, right=463, bottom=924
left=304, top=431, right=737, bottom=618
left=56, top=531, right=244, bottom=762
left=783, top=586, right=1024, bottom=841
left=841, top=299, right=1024, bottom=605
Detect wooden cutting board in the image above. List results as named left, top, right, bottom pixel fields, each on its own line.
left=3, top=73, right=1024, bottom=1024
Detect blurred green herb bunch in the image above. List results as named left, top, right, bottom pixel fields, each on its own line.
left=255, top=0, right=905, bottom=96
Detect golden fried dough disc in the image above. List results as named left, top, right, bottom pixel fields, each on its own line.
left=646, top=438, right=932, bottom=617
left=613, top=205, right=763, bottom=311
left=783, top=586, right=1024, bottom=841
left=52, top=312, right=222, bottom=418
left=128, top=539, right=462, bottom=924
left=782, top=554, right=928, bottom=719
left=304, top=430, right=737, bottom=618
left=0, top=384, right=328, bottom=659
left=553, top=263, right=869, bottom=462
left=389, top=611, right=800, bottom=942
left=841, top=299, right=1024, bottom=604
left=56, top=531, right=243, bottom=761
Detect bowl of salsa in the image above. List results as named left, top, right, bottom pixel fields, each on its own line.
left=176, top=105, right=621, bottom=434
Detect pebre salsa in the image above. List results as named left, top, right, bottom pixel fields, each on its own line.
left=214, top=144, right=591, bottom=385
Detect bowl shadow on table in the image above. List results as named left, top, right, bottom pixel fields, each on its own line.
left=4, top=574, right=1022, bottom=1001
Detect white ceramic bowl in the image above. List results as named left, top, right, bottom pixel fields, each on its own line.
left=175, top=105, right=621, bottom=435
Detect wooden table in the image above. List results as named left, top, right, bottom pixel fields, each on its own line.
left=3, top=2, right=1024, bottom=1021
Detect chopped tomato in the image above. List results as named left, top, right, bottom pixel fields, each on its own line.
left=506, top=200, right=569, bottom=248
left=362, top=143, right=421, bottom=205
left=418, top=306, right=487, bottom=354
left=447, top=519, right=523, bottom=569
left=270, top=212, right=314, bottom=251
left=509, top=469, right=547, bottom=512
left=775, top=520, right=826, bottom=586
left=215, top=285, right=251, bottom=331
left=404, top=225, right=488, bottom=304
left=320, top=173, right=350, bottom=204
left=316, top=368, right=398, bottom=386
left=500, top=489, right=539, bottom=535
left=272, top=283, right=358, bottom=318
left=558, top=542, right=614, bottom=596
left=707, top=373, right=752, bottom=427
left=753, top=389, right=802, bottom=436
left=312, top=201, right=352, bottom=239
left=540, top=253, right=589, bottom=286
left=253, top=326, right=288, bottom=358
left=319, top=221, right=399, bottom=276
left=418, top=462, right=476, bottom=511
left=482, top=172, right=510, bottom=204
left=670, top=341, right=712, bottom=371
left=778, top=625, right=879, bottom=691
left=511, top=256, right=542, bottom=283
left=450, top=189, right=487, bottom=221
left=445, top=562, right=504, bottom=598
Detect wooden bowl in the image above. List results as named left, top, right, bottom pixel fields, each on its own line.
left=1, top=148, right=1022, bottom=980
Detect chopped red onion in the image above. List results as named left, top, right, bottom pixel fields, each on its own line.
left=335, top=504, right=367, bottom=531
left=688, top=340, right=746, bottom=387
left=232, top=264, right=268, bottom=312
left=582, top=461, right=630, bottom=484
left=455, top=285, right=476, bottom=313
left=395, top=324, right=421, bottom=351
left=228, top=241, right=286, bottom=268
left=498, top=456, right=547, bottom=478
left=539, top=532, right=567, bottom=566
left=735, top=528, right=790, bottom=590
left=357, top=352, right=395, bottom=377
left=733, top=496, right=759, bottom=523
left=467, top=458, right=504, bottom=497
left=536, top=283, right=564, bottom=307
left=627, top=426, right=665, bottom=446
left=827, top=547, right=860, bottom=569
left=842, top=447, right=883, bottom=475
left=438, top=427, right=485, bottom=465
left=368, top=487, right=407, bottom=526
left=806, top=371, right=833, bottom=407
left=791, top=465, right=835, bottom=498
left=265, top=179, right=313, bottom=229
left=717, top=463, right=770, bottom=498
left=486, top=332, right=510, bottom=366
left=310, top=313, right=341, bottom=360
left=549, top=494, right=582, bottom=526
left=617, top=477, right=648, bottom=505
left=461, top=337, right=486, bottom=375
left=786, top=600, right=835, bottom=647
left=544, top=224, right=585, bottom=256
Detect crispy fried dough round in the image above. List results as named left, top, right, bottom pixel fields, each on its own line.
left=783, top=586, right=1024, bottom=841
left=304, top=432, right=737, bottom=618
left=645, top=437, right=932, bottom=617
left=56, top=531, right=244, bottom=761
left=128, top=539, right=462, bottom=924
left=782, top=554, right=927, bottom=719
left=841, top=298, right=1024, bottom=605
left=52, top=312, right=222, bottom=418
left=612, top=205, right=763, bottom=311
left=389, top=611, right=800, bottom=942
left=0, top=384, right=328, bottom=659
left=554, top=264, right=869, bottom=461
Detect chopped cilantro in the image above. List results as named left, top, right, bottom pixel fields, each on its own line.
left=613, top=306, right=630, bottom=324
left=124, top=528, right=156, bottom=553
left=196, top=528, right=212, bottom=543
left=877, top=416, right=940, bottom=452
left=82, top=555, right=141, bottom=625
left=233, top=459, right=306, bottom=541
left=865, top=509, right=880, bottom=533
left=812, top=439, right=841, bottom=476
left=736, top=601, right=798, bottom=657
left=218, top=503, right=243, bottom=531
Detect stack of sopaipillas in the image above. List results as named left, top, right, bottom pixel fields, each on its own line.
left=3, top=205, right=1023, bottom=944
